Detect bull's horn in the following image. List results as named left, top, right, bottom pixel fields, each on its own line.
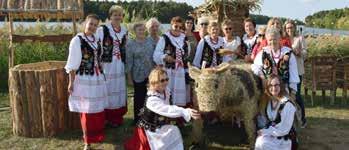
left=188, top=62, right=201, bottom=80
left=216, top=63, right=230, bottom=73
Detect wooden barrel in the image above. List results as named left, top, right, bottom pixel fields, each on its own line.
left=9, top=61, right=80, bottom=137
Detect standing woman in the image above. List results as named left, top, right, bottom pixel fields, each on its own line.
left=126, top=22, right=155, bottom=123
left=65, top=14, right=107, bottom=150
left=146, top=17, right=161, bottom=48
left=97, top=5, right=128, bottom=127
left=283, top=20, right=307, bottom=127
left=242, top=17, right=258, bottom=63
left=184, top=16, right=199, bottom=62
left=196, top=16, right=210, bottom=41
left=255, top=74, right=297, bottom=150
left=222, top=19, right=241, bottom=62
left=153, top=16, right=190, bottom=107
left=193, top=21, right=226, bottom=68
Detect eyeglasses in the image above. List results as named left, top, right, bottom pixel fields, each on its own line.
left=258, top=34, right=265, bottom=37
left=200, top=23, right=208, bottom=26
left=268, top=83, right=280, bottom=88
left=224, top=28, right=232, bottom=31
left=160, top=78, right=169, bottom=83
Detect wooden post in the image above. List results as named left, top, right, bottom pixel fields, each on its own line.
left=72, top=12, right=77, bottom=35
left=8, top=13, right=14, bottom=68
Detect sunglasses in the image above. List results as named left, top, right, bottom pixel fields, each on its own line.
left=160, top=78, right=169, bottom=83
left=258, top=34, right=265, bottom=37
left=200, top=23, right=208, bottom=26
left=224, top=28, right=232, bottom=31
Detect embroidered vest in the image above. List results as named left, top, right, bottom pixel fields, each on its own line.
left=76, top=35, right=103, bottom=76
left=265, top=100, right=297, bottom=141
left=101, top=25, right=127, bottom=63
left=137, top=94, right=176, bottom=132
left=163, top=34, right=189, bottom=69
left=261, top=50, right=291, bottom=84
left=200, top=40, right=223, bottom=68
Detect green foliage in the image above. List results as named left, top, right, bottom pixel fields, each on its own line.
left=83, top=0, right=194, bottom=23
left=306, top=35, right=349, bottom=58
left=250, top=14, right=305, bottom=25
left=305, top=7, right=349, bottom=30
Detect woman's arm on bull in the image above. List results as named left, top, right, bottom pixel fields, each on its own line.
left=260, top=102, right=296, bottom=137
left=153, top=37, right=167, bottom=65
left=289, top=53, right=300, bottom=92
left=146, top=95, right=192, bottom=122
left=192, top=39, right=205, bottom=68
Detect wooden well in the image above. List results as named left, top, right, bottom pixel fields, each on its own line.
left=9, top=61, right=80, bottom=137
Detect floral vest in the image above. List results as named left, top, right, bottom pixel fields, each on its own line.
left=163, top=34, right=189, bottom=69
left=76, top=35, right=103, bottom=76
left=262, top=50, right=291, bottom=84
left=200, top=40, right=224, bottom=68
left=100, top=25, right=127, bottom=63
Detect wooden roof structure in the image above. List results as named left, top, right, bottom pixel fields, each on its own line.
left=0, top=0, right=84, bottom=68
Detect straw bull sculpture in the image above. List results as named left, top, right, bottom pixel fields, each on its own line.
left=188, top=61, right=263, bottom=146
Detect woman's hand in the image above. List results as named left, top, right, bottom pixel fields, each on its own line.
left=187, top=108, right=201, bottom=120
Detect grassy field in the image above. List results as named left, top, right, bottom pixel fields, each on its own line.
left=0, top=89, right=348, bottom=150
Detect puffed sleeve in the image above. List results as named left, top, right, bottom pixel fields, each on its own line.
left=96, top=26, right=104, bottom=42
left=192, top=39, right=205, bottom=68
left=251, top=50, right=263, bottom=76
left=146, top=96, right=192, bottom=122
left=289, top=52, right=300, bottom=92
left=64, top=36, right=82, bottom=73
left=153, top=36, right=167, bottom=65
left=261, top=102, right=296, bottom=137
left=125, top=40, right=134, bottom=74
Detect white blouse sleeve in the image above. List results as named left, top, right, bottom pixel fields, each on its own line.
left=193, top=39, right=205, bottom=68
left=96, top=26, right=104, bottom=42
left=262, top=102, right=296, bottom=137
left=251, top=50, right=263, bottom=76
left=299, top=36, right=307, bottom=58
left=64, top=36, right=82, bottom=73
left=146, top=96, right=192, bottom=122
left=153, top=37, right=167, bottom=65
left=289, top=53, right=300, bottom=91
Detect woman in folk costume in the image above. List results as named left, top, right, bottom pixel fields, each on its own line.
left=193, top=21, right=226, bottom=68
left=153, top=16, right=191, bottom=107
left=283, top=20, right=307, bottom=128
left=255, top=74, right=297, bottom=150
left=242, top=17, right=258, bottom=63
left=124, top=67, right=201, bottom=150
left=97, top=5, right=128, bottom=127
left=65, top=14, right=107, bottom=150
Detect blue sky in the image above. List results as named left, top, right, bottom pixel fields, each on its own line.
left=172, top=0, right=349, bottom=21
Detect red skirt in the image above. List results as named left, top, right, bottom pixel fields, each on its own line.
left=80, top=111, right=105, bottom=144
left=105, top=106, right=127, bottom=125
left=124, top=127, right=151, bottom=150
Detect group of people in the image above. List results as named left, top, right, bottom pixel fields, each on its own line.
left=65, top=4, right=307, bottom=150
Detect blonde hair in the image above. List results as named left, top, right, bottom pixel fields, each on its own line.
left=221, top=19, right=233, bottom=28
left=258, top=26, right=267, bottom=33
left=145, top=18, right=161, bottom=32
left=148, top=67, right=168, bottom=88
left=109, top=5, right=124, bottom=17
left=266, top=26, right=281, bottom=39
left=208, top=21, right=219, bottom=28
left=133, top=22, right=145, bottom=32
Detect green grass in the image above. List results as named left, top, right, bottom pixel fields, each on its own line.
left=0, top=88, right=348, bottom=150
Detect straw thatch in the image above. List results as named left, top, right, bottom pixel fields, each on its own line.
left=188, top=61, right=264, bottom=146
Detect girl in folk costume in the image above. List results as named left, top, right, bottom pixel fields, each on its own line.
left=153, top=16, right=191, bottom=107
left=97, top=5, right=128, bottom=127
left=193, top=21, right=226, bottom=68
left=124, top=67, right=201, bottom=150
left=65, top=14, right=107, bottom=150
left=255, top=74, right=298, bottom=150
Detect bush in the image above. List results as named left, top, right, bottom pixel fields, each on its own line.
left=305, top=35, right=349, bottom=59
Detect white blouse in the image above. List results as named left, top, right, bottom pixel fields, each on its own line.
left=223, top=36, right=241, bottom=61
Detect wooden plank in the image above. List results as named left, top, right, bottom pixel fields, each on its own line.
left=56, top=68, right=66, bottom=132
left=8, top=12, right=14, bottom=68
left=12, top=34, right=73, bottom=43
left=19, top=70, right=30, bottom=136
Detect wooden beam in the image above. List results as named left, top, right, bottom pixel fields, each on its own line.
left=8, top=13, right=14, bottom=68
left=12, top=34, right=74, bottom=43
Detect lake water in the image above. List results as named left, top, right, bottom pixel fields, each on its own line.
left=1, top=22, right=349, bottom=36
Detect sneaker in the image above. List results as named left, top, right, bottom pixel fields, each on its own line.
left=300, top=120, right=307, bottom=128
left=84, top=144, right=91, bottom=150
